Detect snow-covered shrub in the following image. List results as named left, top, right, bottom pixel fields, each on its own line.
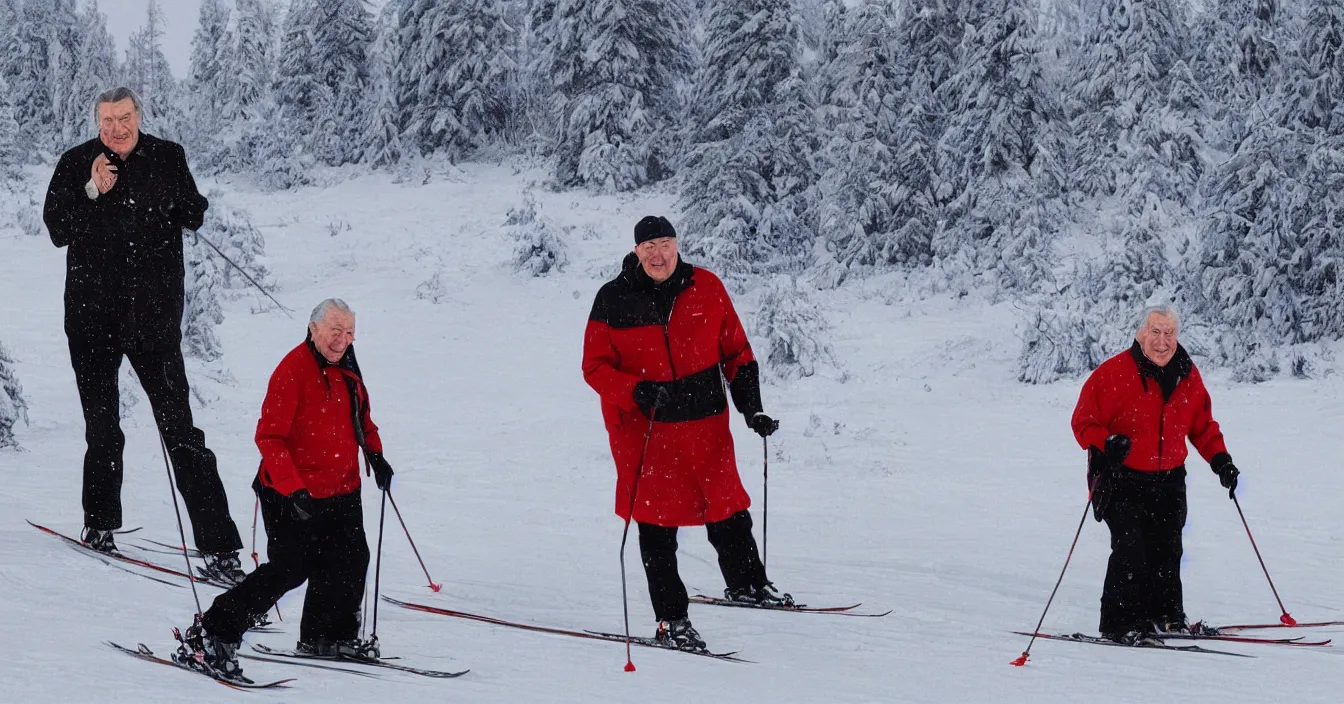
left=752, top=276, right=839, bottom=381
left=182, top=236, right=225, bottom=362
left=197, top=192, right=272, bottom=298
left=507, top=192, right=568, bottom=276
left=0, top=342, right=28, bottom=449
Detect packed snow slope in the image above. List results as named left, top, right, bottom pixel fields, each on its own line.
left=2, top=164, right=1343, bottom=703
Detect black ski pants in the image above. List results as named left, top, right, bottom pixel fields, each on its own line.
left=70, top=341, right=241, bottom=553
left=1099, top=466, right=1187, bottom=635
left=638, top=509, right=770, bottom=622
left=203, top=481, right=370, bottom=644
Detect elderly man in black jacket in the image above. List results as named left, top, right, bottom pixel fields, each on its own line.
left=43, top=87, right=245, bottom=584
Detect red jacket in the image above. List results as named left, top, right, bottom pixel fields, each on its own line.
left=582, top=255, right=760, bottom=527
left=255, top=341, right=383, bottom=499
left=1072, top=344, right=1227, bottom=472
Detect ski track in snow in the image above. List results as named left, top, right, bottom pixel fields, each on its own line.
left=2, top=164, right=1344, bottom=702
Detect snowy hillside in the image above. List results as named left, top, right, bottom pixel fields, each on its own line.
left=3, top=165, right=1344, bottom=702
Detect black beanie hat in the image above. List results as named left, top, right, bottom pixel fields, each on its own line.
left=634, top=215, right=676, bottom=245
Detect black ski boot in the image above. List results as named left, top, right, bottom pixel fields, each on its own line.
left=1102, top=630, right=1163, bottom=646
left=724, top=582, right=795, bottom=608
left=334, top=637, right=380, bottom=661
left=80, top=527, right=117, bottom=554
left=199, top=551, right=247, bottom=586
left=655, top=618, right=707, bottom=652
left=179, top=617, right=244, bottom=680
left=1154, top=618, right=1218, bottom=636
left=296, top=639, right=337, bottom=657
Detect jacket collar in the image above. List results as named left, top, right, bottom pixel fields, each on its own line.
left=1129, top=341, right=1192, bottom=401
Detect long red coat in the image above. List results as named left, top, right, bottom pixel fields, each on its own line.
left=255, top=340, right=383, bottom=499
left=1072, top=344, right=1227, bottom=472
left=582, top=255, right=760, bottom=527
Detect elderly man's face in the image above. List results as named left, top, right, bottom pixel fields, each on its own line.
left=310, top=309, right=355, bottom=364
left=635, top=237, right=678, bottom=283
left=98, top=98, right=140, bottom=158
left=1137, top=312, right=1179, bottom=367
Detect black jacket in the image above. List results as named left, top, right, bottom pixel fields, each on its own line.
left=44, top=133, right=208, bottom=350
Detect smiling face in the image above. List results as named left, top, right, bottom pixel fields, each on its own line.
left=309, top=309, right=356, bottom=363
left=1136, top=311, right=1179, bottom=367
left=635, top=237, right=678, bottom=283
left=97, top=98, right=140, bottom=159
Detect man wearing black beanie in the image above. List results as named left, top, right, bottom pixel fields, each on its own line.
left=581, top=215, right=786, bottom=652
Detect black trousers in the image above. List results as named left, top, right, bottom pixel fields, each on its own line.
left=203, top=482, right=370, bottom=644
left=69, top=341, right=241, bottom=553
left=638, top=510, right=770, bottom=622
left=1099, top=466, right=1187, bottom=635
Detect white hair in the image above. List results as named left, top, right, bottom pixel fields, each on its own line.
left=92, top=87, right=142, bottom=125
left=310, top=298, right=354, bottom=325
left=1136, top=304, right=1179, bottom=334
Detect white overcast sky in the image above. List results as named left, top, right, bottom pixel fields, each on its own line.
left=94, top=0, right=390, bottom=78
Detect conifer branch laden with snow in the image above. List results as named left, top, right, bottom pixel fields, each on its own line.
left=507, top=192, right=568, bottom=276
left=0, top=341, right=28, bottom=450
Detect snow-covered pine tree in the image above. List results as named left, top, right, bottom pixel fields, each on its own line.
left=933, top=0, right=1053, bottom=293
left=813, top=0, right=901, bottom=279
left=517, top=0, right=562, bottom=151
left=309, top=0, right=373, bottom=165
left=0, top=341, right=27, bottom=450
left=59, top=1, right=117, bottom=147
left=199, top=191, right=272, bottom=297
left=229, top=0, right=280, bottom=122
left=0, top=72, right=21, bottom=183
left=11, top=0, right=74, bottom=154
left=550, top=0, right=690, bottom=190
left=275, top=0, right=320, bottom=141
left=679, top=0, right=820, bottom=280
left=182, top=236, right=225, bottom=362
left=752, top=276, right=839, bottom=381
left=362, top=0, right=402, bottom=166
left=506, top=192, right=568, bottom=275
left=401, top=0, right=514, bottom=162
left=1292, top=0, right=1344, bottom=132
left=187, top=0, right=233, bottom=140
left=124, top=0, right=177, bottom=129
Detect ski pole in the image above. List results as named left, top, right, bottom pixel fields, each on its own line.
left=762, top=436, right=769, bottom=572
left=192, top=231, right=295, bottom=317
left=366, top=487, right=390, bottom=646
left=385, top=489, right=442, bottom=592
left=1232, top=493, right=1296, bottom=626
left=619, top=411, right=657, bottom=673
left=157, top=430, right=203, bottom=616
left=248, top=494, right=284, bottom=623
left=1011, top=475, right=1098, bottom=667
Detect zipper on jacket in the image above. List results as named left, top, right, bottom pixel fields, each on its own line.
left=1157, top=404, right=1165, bottom=471
left=662, top=296, right=680, bottom=380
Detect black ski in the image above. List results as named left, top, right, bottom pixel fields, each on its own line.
left=106, top=642, right=296, bottom=689
left=250, top=644, right=469, bottom=678
left=1014, top=632, right=1253, bottom=658
left=582, top=631, right=749, bottom=662
left=690, top=594, right=890, bottom=617
left=239, top=652, right=384, bottom=679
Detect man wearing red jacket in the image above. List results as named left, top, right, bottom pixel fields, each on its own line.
left=583, top=215, right=787, bottom=652
left=181, top=299, right=395, bottom=680
left=1071, top=305, right=1240, bottom=645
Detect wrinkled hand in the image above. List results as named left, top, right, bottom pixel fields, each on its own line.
left=289, top=489, right=316, bottom=521
left=1104, top=434, right=1131, bottom=467
left=91, top=154, right=118, bottom=194
left=747, top=413, right=779, bottom=438
left=633, top=381, right=672, bottom=418
left=367, top=451, right=394, bottom=491
left=1212, top=453, right=1239, bottom=499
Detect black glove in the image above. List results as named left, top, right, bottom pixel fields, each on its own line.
left=367, top=451, right=394, bottom=491
left=1103, top=434, right=1131, bottom=467
left=747, top=412, right=779, bottom=437
left=632, top=381, right=672, bottom=418
left=1212, top=453, right=1239, bottom=499
left=289, top=489, right=315, bottom=522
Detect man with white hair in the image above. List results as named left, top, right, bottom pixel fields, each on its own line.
left=1071, top=305, right=1240, bottom=645
left=181, top=299, right=394, bottom=681
left=43, top=86, right=246, bottom=584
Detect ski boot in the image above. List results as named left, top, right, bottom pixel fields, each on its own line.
left=724, top=582, right=795, bottom=608
left=199, top=551, right=247, bottom=586
left=655, top=618, right=707, bottom=652
left=295, top=638, right=337, bottom=657
left=1154, top=617, right=1218, bottom=636
left=80, top=527, right=117, bottom=554
left=334, top=636, right=381, bottom=661
left=178, top=616, right=244, bottom=681
left=1102, top=629, right=1164, bottom=646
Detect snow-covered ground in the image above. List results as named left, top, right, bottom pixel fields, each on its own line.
left=2, top=165, right=1343, bottom=703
